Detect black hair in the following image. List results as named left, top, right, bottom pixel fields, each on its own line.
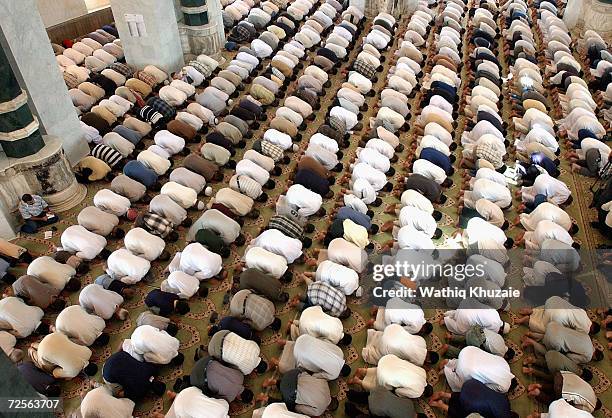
left=270, top=317, right=282, bottom=331
left=255, top=360, right=268, bottom=374
left=341, top=364, right=352, bottom=377
left=99, top=248, right=112, bottom=259
left=1, top=273, right=16, bottom=285
left=151, top=381, right=166, bottom=396
left=339, top=308, right=351, bottom=319
left=35, top=323, right=50, bottom=335
left=111, top=228, right=126, bottom=239
left=65, top=277, right=82, bottom=292
left=279, top=292, right=290, bottom=303
left=208, top=325, right=219, bottom=336
left=234, top=234, right=246, bottom=247
left=219, top=246, right=231, bottom=258
left=240, top=388, right=254, bottom=403
left=501, top=220, right=510, bottom=230
left=593, top=349, right=604, bottom=361
left=158, top=250, right=171, bottom=262
left=581, top=368, right=593, bottom=382
left=166, top=322, right=179, bottom=336
left=432, top=210, right=443, bottom=221
left=302, top=237, right=312, bottom=248
left=439, top=194, right=448, bottom=204
left=170, top=352, right=185, bottom=366
left=45, top=384, right=61, bottom=397
left=505, top=347, right=516, bottom=361
left=420, top=322, right=434, bottom=335
left=168, top=231, right=180, bottom=242
left=93, top=333, right=110, bottom=347
left=427, top=351, right=440, bottom=365
left=21, top=194, right=32, bottom=202
left=175, top=300, right=190, bottom=315
left=181, top=217, right=193, bottom=227
left=422, top=384, right=433, bottom=398
left=339, top=334, right=353, bottom=346
left=370, top=224, right=379, bottom=234
left=76, top=263, right=90, bottom=275
left=509, top=378, right=518, bottom=392
left=433, top=228, right=443, bottom=240
left=589, top=322, right=601, bottom=335
left=265, top=179, right=276, bottom=189
left=504, top=238, right=515, bottom=249
left=83, top=363, right=98, bottom=376
left=595, top=399, right=602, bottom=411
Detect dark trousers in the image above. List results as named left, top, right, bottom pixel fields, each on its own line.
left=21, top=215, right=58, bottom=234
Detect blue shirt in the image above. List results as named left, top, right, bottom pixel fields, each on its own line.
left=455, top=379, right=513, bottom=418
left=420, top=147, right=453, bottom=175
left=530, top=152, right=559, bottom=176
left=113, top=125, right=142, bottom=145
left=336, top=206, right=372, bottom=230
left=123, top=160, right=158, bottom=187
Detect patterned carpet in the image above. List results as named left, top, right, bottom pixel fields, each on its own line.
left=4, top=5, right=612, bottom=418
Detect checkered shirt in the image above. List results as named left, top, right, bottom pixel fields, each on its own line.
left=232, top=24, right=252, bottom=42
left=307, top=282, right=347, bottom=317
left=147, top=97, right=177, bottom=121
left=353, top=58, right=377, bottom=79
left=188, top=60, right=213, bottom=78
left=135, top=70, right=157, bottom=87
left=259, top=140, right=284, bottom=162
left=139, top=212, right=173, bottom=238
left=240, top=292, right=276, bottom=330
left=475, top=142, right=504, bottom=169
left=109, top=63, right=135, bottom=78
left=329, top=115, right=347, bottom=134
left=268, top=215, right=303, bottom=239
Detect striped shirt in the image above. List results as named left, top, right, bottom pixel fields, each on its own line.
left=91, top=144, right=123, bottom=167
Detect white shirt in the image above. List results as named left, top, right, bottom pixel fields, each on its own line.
left=356, top=147, right=390, bottom=172
left=94, top=189, right=131, bottom=216
left=236, top=159, right=270, bottom=186
left=377, top=354, right=428, bottom=398
left=123, top=325, right=179, bottom=364
left=161, top=181, right=198, bottom=209
left=0, top=297, right=43, bottom=338
left=244, top=246, right=288, bottom=279
left=154, top=130, right=186, bottom=155
left=316, top=260, right=359, bottom=295
left=249, top=229, right=303, bottom=263
left=176, top=243, right=222, bottom=281
left=106, top=248, right=151, bottom=284
left=80, top=386, right=134, bottom=418
left=60, top=225, right=107, bottom=260
left=400, top=189, right=435, bottom=214
left=286, top=184, right=322, bottom=217
left=444, top=307, right=504, bottom=335
left=378, top=298, right=426, bottom=333
left=351, top=162, right=388, bottom=190
left=160, top=271, right=200, bottom=299
left=297, top=306, right=344, bottom=344
left=79, top=284, right=124, bottom=320
left=379, top=323, right=428, bottom=365
left=445, top=346, right=514, bottom=393
left=166, top=387, right=230, bottom=418
left=124, top=227, right=166, bottom=261
left=264, top=128, right=294, bottom=150
left=55, top=305, right=105, bottom=346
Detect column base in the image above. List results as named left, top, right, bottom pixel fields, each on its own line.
left=0, top=135, right=86, bottom=239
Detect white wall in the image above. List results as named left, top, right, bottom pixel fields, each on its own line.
left=36, top=0, right=89, bottom=27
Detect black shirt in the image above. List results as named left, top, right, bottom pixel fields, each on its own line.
left=145, top=289, right=178, bottom=316
left=103, top=351, right=158, bottom=400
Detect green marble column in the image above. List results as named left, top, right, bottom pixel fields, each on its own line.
left=0, top=45, right=44, bottom=159
left=181, top=0, right=209, bottom=26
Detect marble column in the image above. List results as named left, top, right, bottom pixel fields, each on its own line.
left=177, top=0, right=226, bottom=60
left=0, top=0, right=89, bottom=166
left=566, top=0, right=612, bottom=42
left=110, top=0, right=185, bottom=74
